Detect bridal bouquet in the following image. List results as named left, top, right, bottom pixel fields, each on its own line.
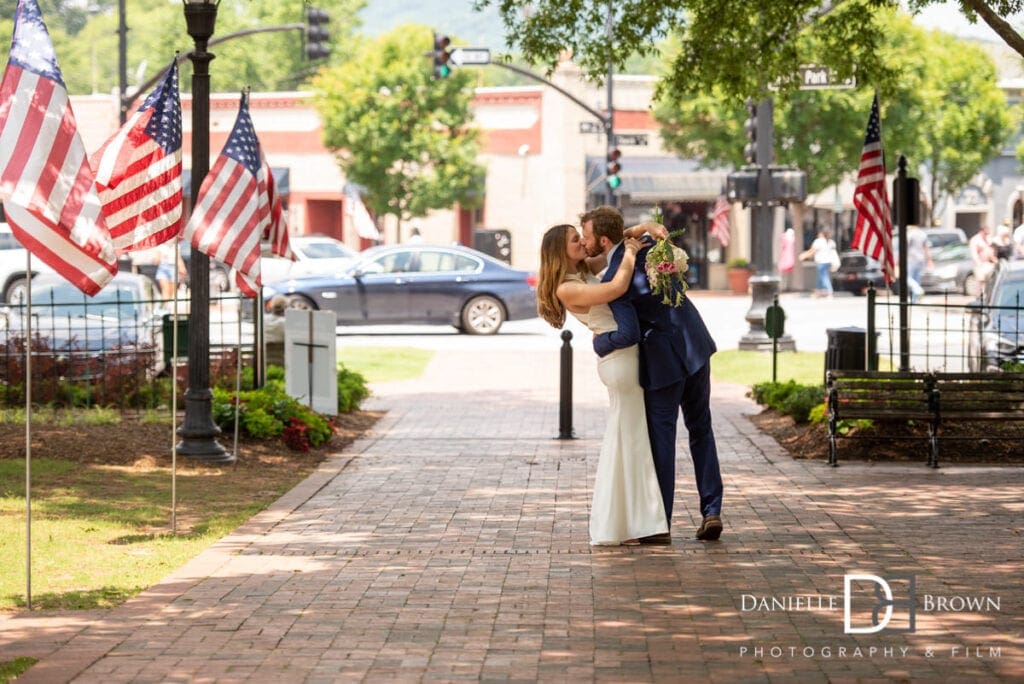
left=645, top=232, right=689, bottom=307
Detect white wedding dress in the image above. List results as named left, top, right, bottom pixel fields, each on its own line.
left=566, top=274, right=668, bottom=545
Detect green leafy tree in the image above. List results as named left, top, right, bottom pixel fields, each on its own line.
left=653, top=12, right=1015, bottom=215
left=478, top=0, right=1024, bottom=90
left=0, top=0, right=364, bottom=97
left=311, top=25, right=485, bottom=227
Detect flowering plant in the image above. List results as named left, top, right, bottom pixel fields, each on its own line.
left=645, top=230, right=689, bottom=307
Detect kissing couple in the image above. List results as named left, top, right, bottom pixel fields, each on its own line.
left=537, top=206, right=724, bottom=546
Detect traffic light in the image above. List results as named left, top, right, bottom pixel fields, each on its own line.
left=305, top=7, right=330, bottom=60
left=743, top=98, right=757, bottom=165
left=432, top=32, right=451, bottom=80
left=606, top=148, right=622, bottom=190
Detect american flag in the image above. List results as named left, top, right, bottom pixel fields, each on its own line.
left=184, top=93, right=263, bottom=297
left=0, top=0, right=116, bottom=296
left=91, top=61, right=182, bottom=254
left=851, top=94, right=895, bottom=284
left=261, top=156, right=292, bottom=260
left=709, top=195, right=731, bottom=247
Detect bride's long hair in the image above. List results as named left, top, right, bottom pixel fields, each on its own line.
left=537, top=224, right=582, bottom=329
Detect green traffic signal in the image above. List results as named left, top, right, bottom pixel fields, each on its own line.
left=432, top=32, right=451, bottom=80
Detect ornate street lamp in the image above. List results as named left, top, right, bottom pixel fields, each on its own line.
left=177, top=0, right=230, bottom=462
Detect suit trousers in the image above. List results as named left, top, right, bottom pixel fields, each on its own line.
left=643, top=363, right=723, bottom=522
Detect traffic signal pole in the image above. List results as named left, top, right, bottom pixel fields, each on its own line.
left=604, top=4, right=616, bottom=207
left=739, top=97, right=795, bottom=351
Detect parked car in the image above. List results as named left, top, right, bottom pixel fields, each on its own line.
left=260, top=235, right=358, bottom=284
left=966, top=261, right=1024, bottom=372
left=922, top=227, right=968, bottom=250
left=831, top=250, right=886, bottom=295
left=0, top=222, right=57, bottom=304
left=263, top=244, right=538, bottom=335
left=919, top=242, right=977, bottom=295
left=0, top=272, right=166, bottom=378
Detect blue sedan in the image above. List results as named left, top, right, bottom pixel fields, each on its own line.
left=263, top=244, right=538, bottom=334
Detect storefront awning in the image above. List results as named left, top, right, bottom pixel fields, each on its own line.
left=586, top=156, right=728, bottom=202
left=182, top=166, right=290, bottom=196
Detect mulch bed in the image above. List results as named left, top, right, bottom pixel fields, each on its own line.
left=748, top=409, right=1024, bottom=463
left=0, top=410, right=383, bottom=471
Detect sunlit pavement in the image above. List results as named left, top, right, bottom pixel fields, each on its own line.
left=4, top=337, right=1021, bottom=682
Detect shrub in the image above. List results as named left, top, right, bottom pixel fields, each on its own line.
left=752, top=380, right=826, bottom=424
left=337, top=364, right=369, bottom=413
left=212, top=380, right=336, bottom=451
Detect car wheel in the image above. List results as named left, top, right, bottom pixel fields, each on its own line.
left=285, top=294, right=316, bottom=310
left=963, top=274, right=980, bottom=297
left=461, top=295, right=504, bottom=335
left=4, top=277, right=27, bottom=304
left=210, top=266, right=231, bottom=294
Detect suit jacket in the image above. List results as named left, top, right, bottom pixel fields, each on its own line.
left=593, top=241, right=717, bottom=390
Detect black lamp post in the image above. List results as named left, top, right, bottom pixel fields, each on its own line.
left=177, top=0, right=229, bottom=463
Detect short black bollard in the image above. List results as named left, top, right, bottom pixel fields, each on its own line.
left=557, top=329, right=576, bottom=439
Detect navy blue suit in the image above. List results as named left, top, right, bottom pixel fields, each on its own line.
left=593, top=242, right=723, bottom=523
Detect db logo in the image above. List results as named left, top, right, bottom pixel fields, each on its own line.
left=843, top=574, right=916, bottom=634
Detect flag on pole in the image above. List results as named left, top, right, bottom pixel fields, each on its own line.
left=0, top=0, right=116, bottom=295
left=184, top=93, right=263, bottom=297
left=261, top=158, right=293, bottom=260
left=344, top=184, right=380, bottom=240
left=91, top=61, right=183, bottom=254
left=851, top=93, right=895, bottom=284
left=709, top=195, right=731, bottom=247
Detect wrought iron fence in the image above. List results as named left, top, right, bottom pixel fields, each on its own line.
left=866, top=287, right=1023, bottom=373
left=0, top=291, right=258, bottom=410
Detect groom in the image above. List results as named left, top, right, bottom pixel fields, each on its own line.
left=582, top=206, right=724, bottom=543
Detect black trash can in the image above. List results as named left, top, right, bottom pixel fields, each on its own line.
left=824, top=326, right=877, bottom=382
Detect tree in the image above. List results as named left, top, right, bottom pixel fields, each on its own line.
left=479, top=0, right=1024, bottom=92
left=310, top=25, right=485, bottom=227
left=0, top=0, right=364, bottom=97
left=653, top=12, right=1016, bottom=220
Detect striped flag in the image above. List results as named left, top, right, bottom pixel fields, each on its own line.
left=709, top=195, right=731, bottom=247
left=184, top=93, right=263, bottom=297
left=261, top=157, right=292, bottom=260
left=851, top=94, right=894, bottom=284
left=0, top=0, right=116, bottom=296
left=90, top=61, right=182, bottom=254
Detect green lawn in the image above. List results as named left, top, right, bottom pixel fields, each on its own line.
left=0, top=457, right=292, bottom=611
left=711, top=349, right=824, bottom=387
left=337, top=346, right=433, bottom=383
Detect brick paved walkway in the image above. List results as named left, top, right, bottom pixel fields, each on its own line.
left=3, top=346, right=1022, bottom=682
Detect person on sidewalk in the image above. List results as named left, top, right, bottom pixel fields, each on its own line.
left=537, top=222, right=669, bottom=546
left=584, top=206, right=724, bottom=544
left=905, top=224, right=932, bottom=303
left=799, top=228, right=837, bottom=298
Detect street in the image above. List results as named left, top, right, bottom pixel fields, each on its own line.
left=330, top=290, right=975, bottom=363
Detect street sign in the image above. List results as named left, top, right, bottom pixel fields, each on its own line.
left=579, top=121, right=601, bottom=134
left=614, top=133, right=648, bottom=146
left=796, top=65, right=855, bottom=89
left=448, top=47, right=490, bottom=66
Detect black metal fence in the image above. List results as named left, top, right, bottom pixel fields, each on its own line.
left=0, top=292, right=258, bottom=410
left=864, top=288, right=1023, bottom=373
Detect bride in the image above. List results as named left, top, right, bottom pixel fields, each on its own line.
left=537, top=223, right=668, bottom=545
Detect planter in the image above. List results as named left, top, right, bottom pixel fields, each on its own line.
left=727, top=268, right=752, bottom=295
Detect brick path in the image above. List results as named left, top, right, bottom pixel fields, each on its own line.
left=3, top=346, right=1022, bottom=682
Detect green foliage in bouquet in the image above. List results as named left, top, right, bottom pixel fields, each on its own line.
left=645, top=229, right=689, bottom=307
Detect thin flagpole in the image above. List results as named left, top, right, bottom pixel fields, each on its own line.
left=171, top=242, right=179, bottom=533
left=233, top=295, right=242, bottom=461
left=24, top=252, right=32, bottom=610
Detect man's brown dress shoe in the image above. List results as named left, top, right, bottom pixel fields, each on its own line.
left=696, top=515, right=723, bottom=541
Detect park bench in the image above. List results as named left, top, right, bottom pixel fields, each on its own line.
left=931, top=372, right=1024, bottom=460
left=827, top=370, right=1024, bottom=467
left=826, top=370, right=938, bottom=467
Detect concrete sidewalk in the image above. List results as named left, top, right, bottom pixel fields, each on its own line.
left=3, top=346, right=1022, bottom=682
